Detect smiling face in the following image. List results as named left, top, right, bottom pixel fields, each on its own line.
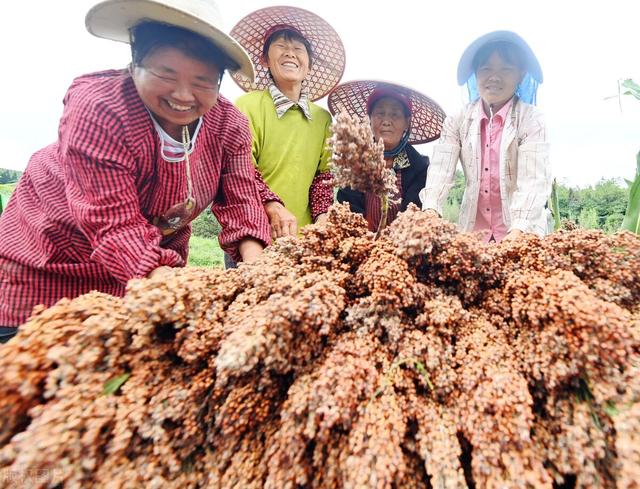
left=475, top=50, right=524, bottom=110
left=369, top=97, right=411, bottom=150
left=263, top=32, right=311, bottom=88
left=132, top=46, right=221, bottom=140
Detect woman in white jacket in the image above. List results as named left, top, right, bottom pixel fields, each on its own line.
left=420, top=31, right=551, bottom=242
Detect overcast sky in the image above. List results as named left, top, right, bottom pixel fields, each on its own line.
left=2, top=0, right=639, bottom=187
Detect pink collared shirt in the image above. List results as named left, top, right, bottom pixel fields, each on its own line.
left=474, top=98, right=513, bottom=243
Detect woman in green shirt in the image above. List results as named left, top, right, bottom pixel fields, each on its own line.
left=230, top=6, right=346, bottom=243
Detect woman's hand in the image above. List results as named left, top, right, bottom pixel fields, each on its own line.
left=239, top=238, right=264, bottom=263
left=147, top=265, right=174, bottom=280
left=314, top=213, right=328, bottom=225
left=264, top=201, right=297, bottom=238
left=503, top=229, right=524, bottom=241
left=423, top=208, right=440, bottom=218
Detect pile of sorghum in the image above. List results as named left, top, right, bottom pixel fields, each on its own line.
left=0, top=204, right=638, bottom=488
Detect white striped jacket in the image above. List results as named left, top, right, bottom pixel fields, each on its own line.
left=419, top=98, right=552, bottom=235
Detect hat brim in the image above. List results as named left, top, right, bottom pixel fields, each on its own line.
left=327, top=80, right=446, bottom=145
left=230, top=6, right=346, bottom=101
left=457, top=30, right=542, bottom=85
left=85, top=0, right=255, bottom=81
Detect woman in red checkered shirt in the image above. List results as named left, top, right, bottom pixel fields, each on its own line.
left=0, top=0, right=279, bottom=341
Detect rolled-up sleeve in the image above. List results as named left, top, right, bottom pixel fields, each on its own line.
left=309, top=122, right=334, bottom=219
left=509, top=110, right=552, bottom=234
left=309, top=172, right=334, bottom=219
left=60, top=98, right=184, bottom=284
left=253, top=166, right=283, bottom=205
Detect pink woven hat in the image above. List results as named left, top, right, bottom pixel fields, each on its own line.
left=230, top=5, right=346, bottom=101
left=328, top=80, right=446, bottom=144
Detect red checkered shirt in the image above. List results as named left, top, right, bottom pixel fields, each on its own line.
left=0, top=69, right=275, bottom=327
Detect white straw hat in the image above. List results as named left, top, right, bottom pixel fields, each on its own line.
left=85, top=0, right=255, bottom=81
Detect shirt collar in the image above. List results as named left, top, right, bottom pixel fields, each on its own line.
left=269, top=84, right=312, bottom=120
left=147, top=109, right=202, bottom=162
left=479, top=96, right=514, bottom=123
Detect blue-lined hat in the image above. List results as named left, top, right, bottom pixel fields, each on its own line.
left=457, top=30, right=543, bottom=104
left=457, top=30, right=543, bottom=85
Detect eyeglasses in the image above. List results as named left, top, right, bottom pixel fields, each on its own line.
left=138, top=65, right=220, bottom=95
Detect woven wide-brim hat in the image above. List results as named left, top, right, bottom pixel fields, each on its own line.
left=457, top=30, right=543, bottom=85
left=328, top=80, right=446, bottom=144
left=230, top=6, right=346, bottom=101
left=85, top=0, right=255, bottom=81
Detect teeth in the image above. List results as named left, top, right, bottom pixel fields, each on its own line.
left=282, top=62, right=298, bottom=68
left=166, top=100, right=192, bottom=111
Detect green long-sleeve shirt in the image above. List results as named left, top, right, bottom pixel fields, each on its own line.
left=235, top=89, right=332, bottom=228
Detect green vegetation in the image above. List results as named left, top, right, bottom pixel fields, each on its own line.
left=188, top=235, right=224, bottom=268
left=621, top=78, right=640, bottom=101
left=557, top=178, right=629, bottom=232
left=621, top=151, right=640, bottom=234
left=1, top=169, right=21, bottom=216
left=617, top=79, right=640, bottom=235
left=102, top=373, right=131, bottom=396
left=442, top=170, right=465, bottom=223
left=0, top=184, right=16, bottom=195
left=443, top=170, right=630, bottom=233
left=0, top=169, right=22, bottom=185
left=0, top=183, right=17, bottom=216
left=190, top=207, right=222, bottom=238
left=549, top=179, right=561, bottom=231
left=189, top=208, right=224, bottom=268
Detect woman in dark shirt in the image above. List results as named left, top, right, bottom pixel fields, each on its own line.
left=327, top=80, right=446, bottom=231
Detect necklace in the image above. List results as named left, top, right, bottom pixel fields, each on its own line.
left=153, top=125, right=196, bottom=236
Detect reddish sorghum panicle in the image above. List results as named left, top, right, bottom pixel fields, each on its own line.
left=0, top=204, right=639, bottom=488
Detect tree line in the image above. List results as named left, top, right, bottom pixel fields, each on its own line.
left=442, top=171, right=629, bottom=233
left=0, top=169, right=22, bottom=185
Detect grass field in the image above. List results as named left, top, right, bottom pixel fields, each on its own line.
left=0, top=183, right=16, bottom=209
left=188, top=235, right=224, bottom=268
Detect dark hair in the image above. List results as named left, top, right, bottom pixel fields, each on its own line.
left=472, top=41, right=526, bottom=72
left=262, top=29, right=313, bottom=69
left=130, top=21, right=239, bottom=81
left=368, top=96, right=411, bottom=119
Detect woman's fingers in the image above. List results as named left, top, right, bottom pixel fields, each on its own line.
left=271, top=220, right=283, bottom=238
left=265, top=201, right=298, bottom=238
left=282, top=216, right=297, bottom=237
